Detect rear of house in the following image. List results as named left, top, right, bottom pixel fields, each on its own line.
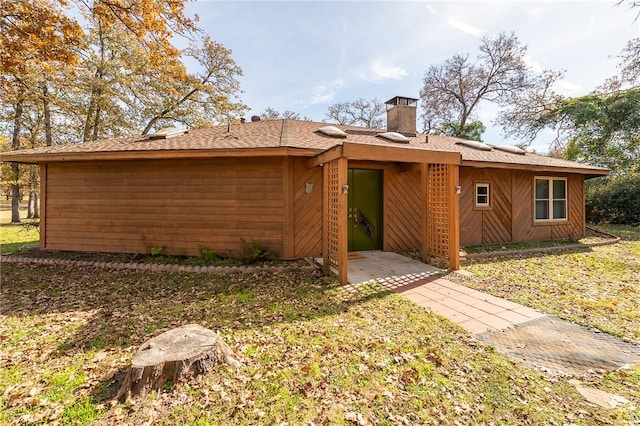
left=2, top=96, right=608, bottom=283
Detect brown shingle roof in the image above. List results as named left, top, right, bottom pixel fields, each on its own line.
left=0, top=119, right=609, bottom=176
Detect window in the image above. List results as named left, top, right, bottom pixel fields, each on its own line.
left=475, top=183, right=490, bottom=208
left=535, top=177, right=567, bottom=221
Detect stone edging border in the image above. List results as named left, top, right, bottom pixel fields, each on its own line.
left=0, top=255, right=321, bottom=275
left=462, top=226, right=621, bottom=261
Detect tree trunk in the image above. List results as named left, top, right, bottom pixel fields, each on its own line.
left=42, top=82, right=53, bottom=146
left=117, top=324, right=242, bottom=402
left=33, top=192, right=40, bottom=219
left=83, top=21, right=105, bottom=142
left=10, top=165, right=20, bottom=223
left=11, top=97, right=23, bottom=223
left=27, top=191, right=35, bottom=219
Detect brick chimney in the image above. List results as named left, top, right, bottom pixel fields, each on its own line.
left=385, top=96, right=418, bottom=136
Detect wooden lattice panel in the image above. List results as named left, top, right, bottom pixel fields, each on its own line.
left=322, top=157, right=347, bottom=284
left=426, top=164, right=450, bottom=259
left=325, top=159, right=340, bottom=269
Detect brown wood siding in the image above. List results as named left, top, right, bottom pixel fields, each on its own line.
left=550, top=174, right=585, bottom=240
left=482, top=169, right=512, bottom=244
left=293, top=158, right=322, bottom=257
left=384, top=164, right=422, bottom=251
left=459, top=168, right=512, bottom=246
left=459, top=168, right=483, bottom=245
left=44, top=158, right=287, bottom=256
left=460, top=167, right=585, bottom=246
left=511, top=170, right=551, bottom=241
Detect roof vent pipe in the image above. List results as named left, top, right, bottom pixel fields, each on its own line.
left=251, top=115, right=261, bottom=122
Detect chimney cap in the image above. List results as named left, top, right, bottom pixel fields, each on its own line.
left=385, top=96, right=418, bottom=107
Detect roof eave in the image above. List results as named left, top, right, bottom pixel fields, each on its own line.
left=309, top=142, right=462, bottom=167
left=0, top=147, right=318, bottom=164
left=461, top=160, right=610, bottom=177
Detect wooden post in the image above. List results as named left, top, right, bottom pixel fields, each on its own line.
left=448, top=164, right=460, bottom=270
left=336, top=157, right=348, bottom=285
left=420, top=163, right=430, bottom=263
left=39, top=163, right=47, bottom=249
left=580, top=175, right=586, bottom=238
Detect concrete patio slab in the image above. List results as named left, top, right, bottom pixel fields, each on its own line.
left=342, top=251, right=545, bottom=332
left=346, top=250, right=442, bottom=286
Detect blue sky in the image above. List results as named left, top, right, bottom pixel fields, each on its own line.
left=187, top=1, right=639, bottom=151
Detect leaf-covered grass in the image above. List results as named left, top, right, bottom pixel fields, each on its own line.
left=0, top=223, right=39, bottom=254
left=461, top=227, right=614, bottom=254
left=448, top=224, right=640, bottom=415
left=463, top=238, right=577, bottom=254
left=1, top=264, right=625, bottom=424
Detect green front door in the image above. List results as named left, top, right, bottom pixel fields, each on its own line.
left=348, top=168, right=383, bottom=251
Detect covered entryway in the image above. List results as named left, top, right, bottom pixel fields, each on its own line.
left=348, top=168, right=383, bottom=251
left=314, top=142, right=462, bottom=285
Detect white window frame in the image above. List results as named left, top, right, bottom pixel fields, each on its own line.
left=534, top=176, right=567, bottom=222
left=475, top=183, right=490, bottom=208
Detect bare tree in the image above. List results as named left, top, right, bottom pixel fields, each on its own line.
left=259, top=108, right=310, bottom=121
left=325, top=98, right=385, bottom=128
left=495, top=69, right=565, bottom=144
left=602, top=38, right=640, bottom=91
left=420, top=32, right=553, bottom=138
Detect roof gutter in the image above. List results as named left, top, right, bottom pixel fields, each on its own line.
left=461, top=160, right=610, bottom=179
left=0, top=147, right=316, bottom=164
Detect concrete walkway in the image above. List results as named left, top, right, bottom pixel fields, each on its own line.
left=345, top=251, right=545, bottom=334
left=345, top=251, right=640, bottom=380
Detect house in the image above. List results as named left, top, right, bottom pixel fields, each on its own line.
left=1, top=97, right=609, bottom=284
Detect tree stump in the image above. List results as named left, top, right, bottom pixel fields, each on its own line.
left=116, top=324, right=242, bottom=402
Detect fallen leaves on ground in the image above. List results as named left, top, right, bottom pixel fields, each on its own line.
left=1, top=259, right=634, bottom=424
left=449, top=225, right=640, bottom=420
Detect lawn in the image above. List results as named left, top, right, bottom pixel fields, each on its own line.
left=0, top=223, right=39, bottom=255
left=449, top=224, right=640, bottom=415
left=1, top=225, right=639, bottom=424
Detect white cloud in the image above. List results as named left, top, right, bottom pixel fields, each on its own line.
left=424, top=4, right=438, bottom=16
left=526, top=7, right=544, bottom=19
left=310, top=85, right=336, bottom=104
left=555, top=79, right=581, bottom=93
left=446, top=19, right=484, bottom=37
left=361, top=61, right=408, bottom=82
left=523, top=54, right=544, bottom=74
left=295, top=79, right=345, bottom=106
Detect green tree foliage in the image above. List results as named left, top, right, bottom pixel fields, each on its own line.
left=586, top=173, right=640, bottom=225
left=441, top=121, right=486, bottom=142
left=562, top=89, right=640, bottom=173
left=501, top=87, right=640, bottom=174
